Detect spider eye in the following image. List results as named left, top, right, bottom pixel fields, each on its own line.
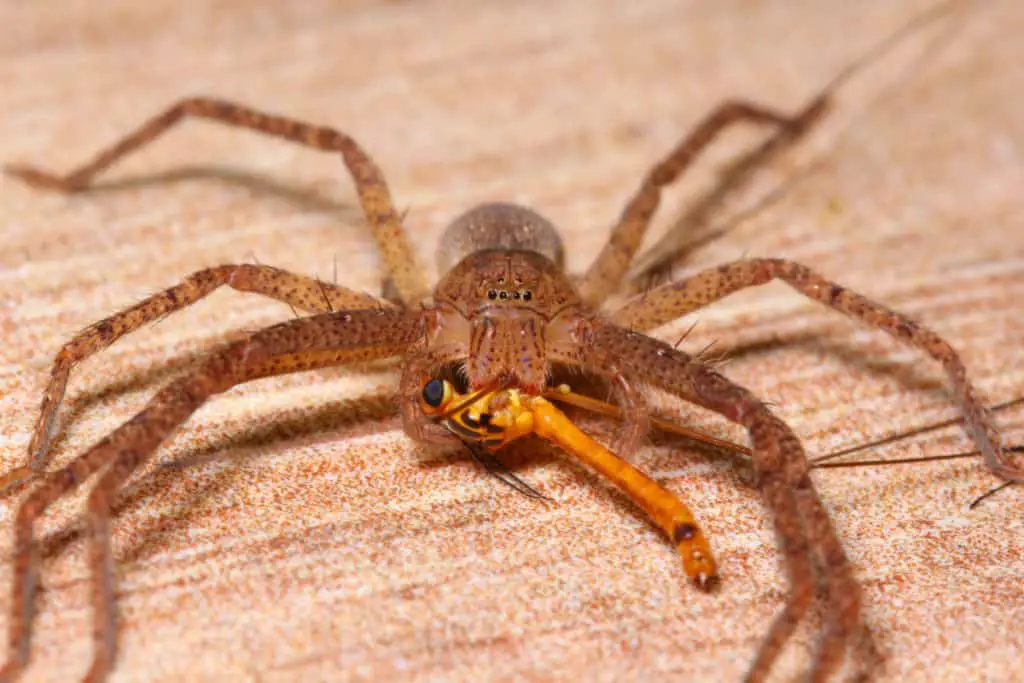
left=512, top=291, right=521, bottom=300
left=487, top=289, right=498, bottom=300
left=522, top=290, right=533, bottom=301
left=499, top=291, right=508, bottom=300
left=422, top=379, right=447, bottom=408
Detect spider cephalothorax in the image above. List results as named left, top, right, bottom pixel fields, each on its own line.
left=425, top=203, right=587, bottom=393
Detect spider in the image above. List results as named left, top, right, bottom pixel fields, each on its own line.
left=1, top=87, right=1020, bottom=683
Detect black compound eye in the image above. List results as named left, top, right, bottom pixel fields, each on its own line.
left=487, top=289, right=498, bottom=300
left=422, top=379, right=446, bottom=408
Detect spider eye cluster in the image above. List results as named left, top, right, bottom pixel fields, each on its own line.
left=486, top=288, right=533, bottom=302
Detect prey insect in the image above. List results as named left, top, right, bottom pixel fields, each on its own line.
left=2, top=12, right=1020, bottom=683
left=423, top=376, right=1022, bottom=506
left=419, top=377, right=726, bottom=584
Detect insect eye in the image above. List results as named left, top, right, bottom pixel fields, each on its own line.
left=487, top=290, right=497, bottom=300
left=498, top=291, right=508, bottom=300
left=522, top=290, right=533, bottom=301
left=512, top=291, right=521, bottom=300
left=421, top=379, right=447, bottom=408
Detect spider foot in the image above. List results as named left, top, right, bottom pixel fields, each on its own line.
left=3, top=164, right=84, bottom=192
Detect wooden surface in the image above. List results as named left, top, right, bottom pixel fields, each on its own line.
left=1, top=1, right=1022, bottom=681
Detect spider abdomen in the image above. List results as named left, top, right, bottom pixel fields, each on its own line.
left=436, top=202, right=565, bottom=274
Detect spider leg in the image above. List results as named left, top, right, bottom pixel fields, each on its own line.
left=2, top=265, right=385, bottom=494
left=0, top=308, right=424, bottom=682
left=606, top=373, right=650, bottom=461
left=4, top=97, right=430, bottom=304
left=562, top=321, right=864, bottom=683
left=578, top=97, right=829, bottom=307
left=611, top=257, right=1021, bottom=484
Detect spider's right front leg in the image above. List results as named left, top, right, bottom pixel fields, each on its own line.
left=0, top=307, right=424, bottom=683
left=1, top=264, right=385, bottom=493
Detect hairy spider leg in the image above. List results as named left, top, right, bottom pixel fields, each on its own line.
left=0, top=265, right=386, bottom=494
left=5, top=97, right=429, bottom=304
left=612, top=258, right=1022, bottom=484
left=0, top=308, right=423, bottom=682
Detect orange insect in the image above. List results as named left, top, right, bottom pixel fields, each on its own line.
left=421, top=377, right=723, bottom=583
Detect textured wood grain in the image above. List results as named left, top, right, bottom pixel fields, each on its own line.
left=1, top=1, right=1022, bottom=682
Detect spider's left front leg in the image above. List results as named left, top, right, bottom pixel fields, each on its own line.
left=0, top=308, right=423, bottom=683
left=611, top=257, right=1022, bottom=484
left=570, top=322, right=865, bottom=682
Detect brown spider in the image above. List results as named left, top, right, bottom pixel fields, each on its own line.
left=0, top=87, right=1020, bottom=683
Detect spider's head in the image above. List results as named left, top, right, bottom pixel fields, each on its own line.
left=429, top=247, right=586, bottom=395
left=433, top=248, right=580, bottom=319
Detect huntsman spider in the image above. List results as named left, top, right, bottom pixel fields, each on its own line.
left=1, top=92, right=1020, bottom=683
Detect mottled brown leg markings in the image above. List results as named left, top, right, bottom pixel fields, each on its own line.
left=570, top=323, right=863, bottom=682
left=4, top=97, right=430, bottom=304
left=3, top=264, right=384, bottom=493
left=607, top=372, right=650, bottom=462
left=85, top=488, right=116, bottom=683
left=579, top=96, right=829, bottom=307
left=0, top=309, right=424, bottom=681
left=611, top=257, right=1021, bottom=483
